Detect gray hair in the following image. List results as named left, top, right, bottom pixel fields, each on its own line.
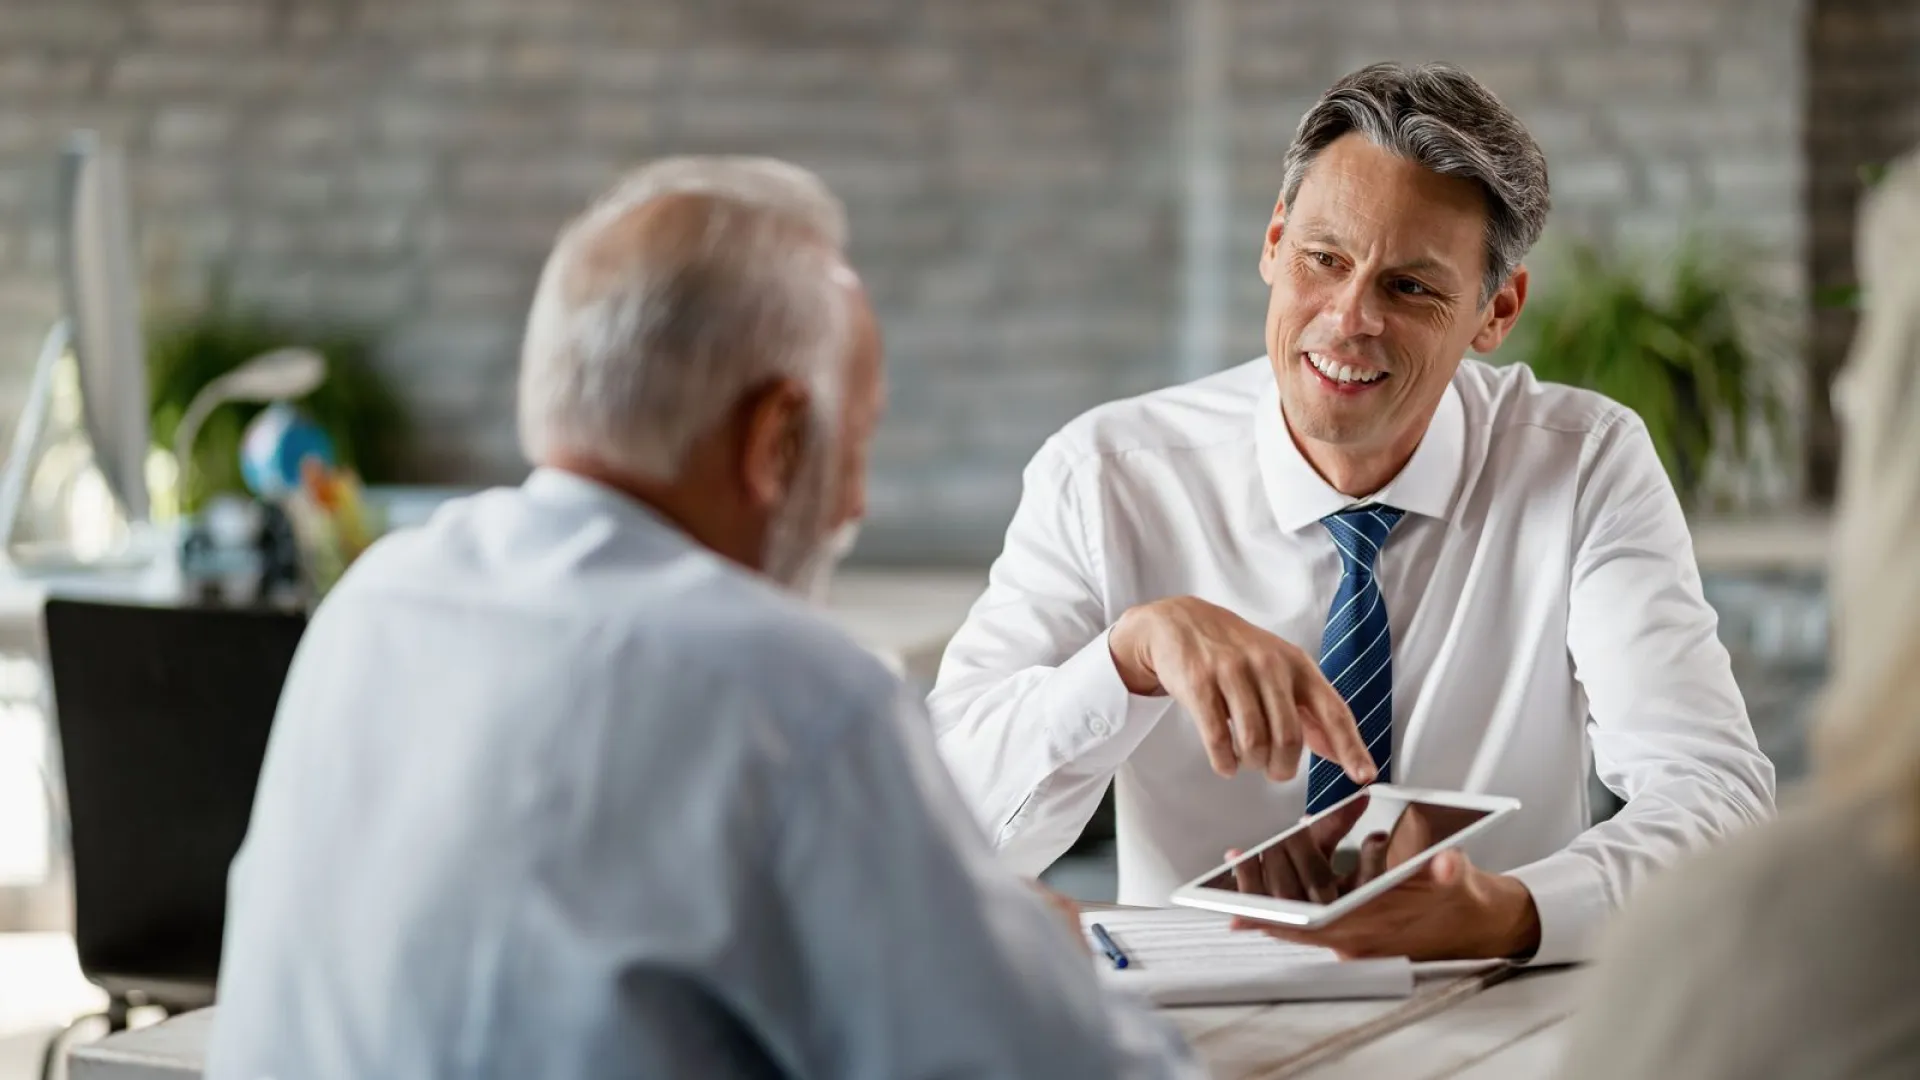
left=1280, top=62, right=1550, bottom=305
left=516, top=156, right=853, bottom=480
left=580, top=154, right=848, bottom=250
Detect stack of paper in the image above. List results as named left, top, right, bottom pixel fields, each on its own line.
left=1079, top=908, right=1414, bottom=1007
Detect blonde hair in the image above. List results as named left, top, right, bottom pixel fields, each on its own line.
left=1815, top=149, right=1920, bottom=856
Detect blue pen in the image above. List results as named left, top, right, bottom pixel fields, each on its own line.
left=1089, top=922, right=1130, bottom=969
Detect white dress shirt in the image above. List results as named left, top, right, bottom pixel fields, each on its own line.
left=929, top=357, right=1776, bottom=964
left=210, top=469, right=1200, bottom=1080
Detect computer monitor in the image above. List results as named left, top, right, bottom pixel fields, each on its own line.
left=59, top=130, right=150, bottom=524
left=0, top=132, right=156, bottom=569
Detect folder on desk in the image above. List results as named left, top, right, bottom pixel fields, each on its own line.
left=1080, top=908, right=1414, bottom=1007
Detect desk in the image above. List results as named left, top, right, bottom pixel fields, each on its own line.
left=67, top=967, right=1587, bottom=1079
left=1178, top=967, right=1587, bottom=1079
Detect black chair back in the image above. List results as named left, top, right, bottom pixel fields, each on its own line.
left=43, top=599, right=305, bottom=1009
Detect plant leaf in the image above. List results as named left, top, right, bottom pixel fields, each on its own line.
left=1503, top=234, right=1792, bottom=503
left=146, top=308, right=408, bottom=513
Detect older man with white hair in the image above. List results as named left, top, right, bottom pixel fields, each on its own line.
left=207, top=158, right=1200, bottom=1080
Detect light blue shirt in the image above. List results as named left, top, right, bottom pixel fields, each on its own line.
left=209, top=468, right=1198, bottom=1080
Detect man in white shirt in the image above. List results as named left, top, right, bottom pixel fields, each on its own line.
left=930, top=62, right=1776, bottom=965
left=209, top=158, right=1200, bottom=1079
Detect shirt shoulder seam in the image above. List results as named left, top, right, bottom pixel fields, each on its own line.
left=1045, top=427, right=1256, bottom=472
left=1495, top=408, right=1635, bottom=440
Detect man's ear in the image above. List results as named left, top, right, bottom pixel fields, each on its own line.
left=739, top=377, right=813, bottom=510
left=1469, top=265, right=1530, bottom=354
left=1259, top=195, right=1287, bottom=286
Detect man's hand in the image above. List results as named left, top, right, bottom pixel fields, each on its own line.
left=1108, top=597, right=1374, bottom=783
left=1226, top=795, right=1373, bottom=903
left=1229, top=847, right=1542, bottom=962
left=1031, top=884, right=1089, bottom=957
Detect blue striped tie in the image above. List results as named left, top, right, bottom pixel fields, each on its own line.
left=1306, top=505, right=1405, bottom=814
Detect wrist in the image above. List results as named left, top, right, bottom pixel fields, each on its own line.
left=1475, top=872, right=1542, bottom=960
left=1108, top=606, right=1162, bottom=695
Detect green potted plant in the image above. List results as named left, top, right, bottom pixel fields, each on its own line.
left=147, top=307, right=407, bottom=514
left=1507, top=238, right=1792, bottom=507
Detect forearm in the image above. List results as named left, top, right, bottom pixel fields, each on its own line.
left=930, top=630, right=1173, bottom=875
left=1557, top=414, right=1780, bottom=962
left=1510, top=764, right=1773, bottom=964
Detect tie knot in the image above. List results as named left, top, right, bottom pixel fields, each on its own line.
left=1321, top=504, right=1404, bottom=573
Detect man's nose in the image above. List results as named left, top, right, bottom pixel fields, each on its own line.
left=1326, top=276, right=1385, bottom=340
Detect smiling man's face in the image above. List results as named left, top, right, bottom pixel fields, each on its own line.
left=1260, top=133, right=1526, bottom=491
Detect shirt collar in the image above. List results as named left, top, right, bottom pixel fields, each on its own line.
left=522, top=466, right=695, bottom=548
left=1252, top=365, right=1467, bottom=534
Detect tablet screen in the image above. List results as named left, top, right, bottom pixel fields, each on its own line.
left=1197, top=791, right=1492, bottom=904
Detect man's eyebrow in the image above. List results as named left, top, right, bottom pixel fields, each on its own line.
left=1293, top=223, right=1464, bottom=286
left=1293, top=223, right=1344, bottom=247
left=1394, top=256, right=1459, bottom=282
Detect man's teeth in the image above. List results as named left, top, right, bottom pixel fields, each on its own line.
left=1307, top=352, right=1385, bottom=384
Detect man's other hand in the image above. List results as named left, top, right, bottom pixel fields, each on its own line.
left=1229, top=848, right=1543, bottom=963
left=1032, top=884, right=1090, bottom=957
left=1224, top=795, right=1373, bottom=903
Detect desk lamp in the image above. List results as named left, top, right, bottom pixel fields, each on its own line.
left=172, top=347, right=327, bottom=506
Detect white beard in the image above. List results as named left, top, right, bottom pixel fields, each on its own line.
left=785, top=520, right=860, bottom=604
left=760, top=433, right=856, bottom=603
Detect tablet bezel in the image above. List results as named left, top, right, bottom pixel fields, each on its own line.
left=1168, top=784, right=1521, bottom=929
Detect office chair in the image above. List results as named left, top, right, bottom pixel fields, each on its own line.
left=38, top=599, right=306, bottom=1078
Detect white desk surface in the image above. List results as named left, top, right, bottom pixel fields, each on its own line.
left=66, top=966, right=1587, bottom=1079
left=1165, top=965, right=1584, bottom=1079
left=67, top=1007, right=209, bottom=1080
left=1289, top=967, right=1586, bottom=1079
left=816, top=568, right=985, bottom=679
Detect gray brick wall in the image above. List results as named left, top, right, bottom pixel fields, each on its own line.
left=0, top=0, right=1810, bottom=563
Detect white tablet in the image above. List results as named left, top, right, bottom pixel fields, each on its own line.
left=1169, top=784, right=1520, bottom=929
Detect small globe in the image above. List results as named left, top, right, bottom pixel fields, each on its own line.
left=240, top=402, right=336, bottom=499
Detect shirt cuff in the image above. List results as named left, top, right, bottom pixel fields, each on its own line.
left=1039, top=628, right=1167, bottom=763
left=986, top=630, right=1172, bottom=863
left=1506, top=854, right=1611, bottom=966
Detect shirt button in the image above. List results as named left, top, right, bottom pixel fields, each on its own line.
left=1086, top=714, right=1111, bottom=738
